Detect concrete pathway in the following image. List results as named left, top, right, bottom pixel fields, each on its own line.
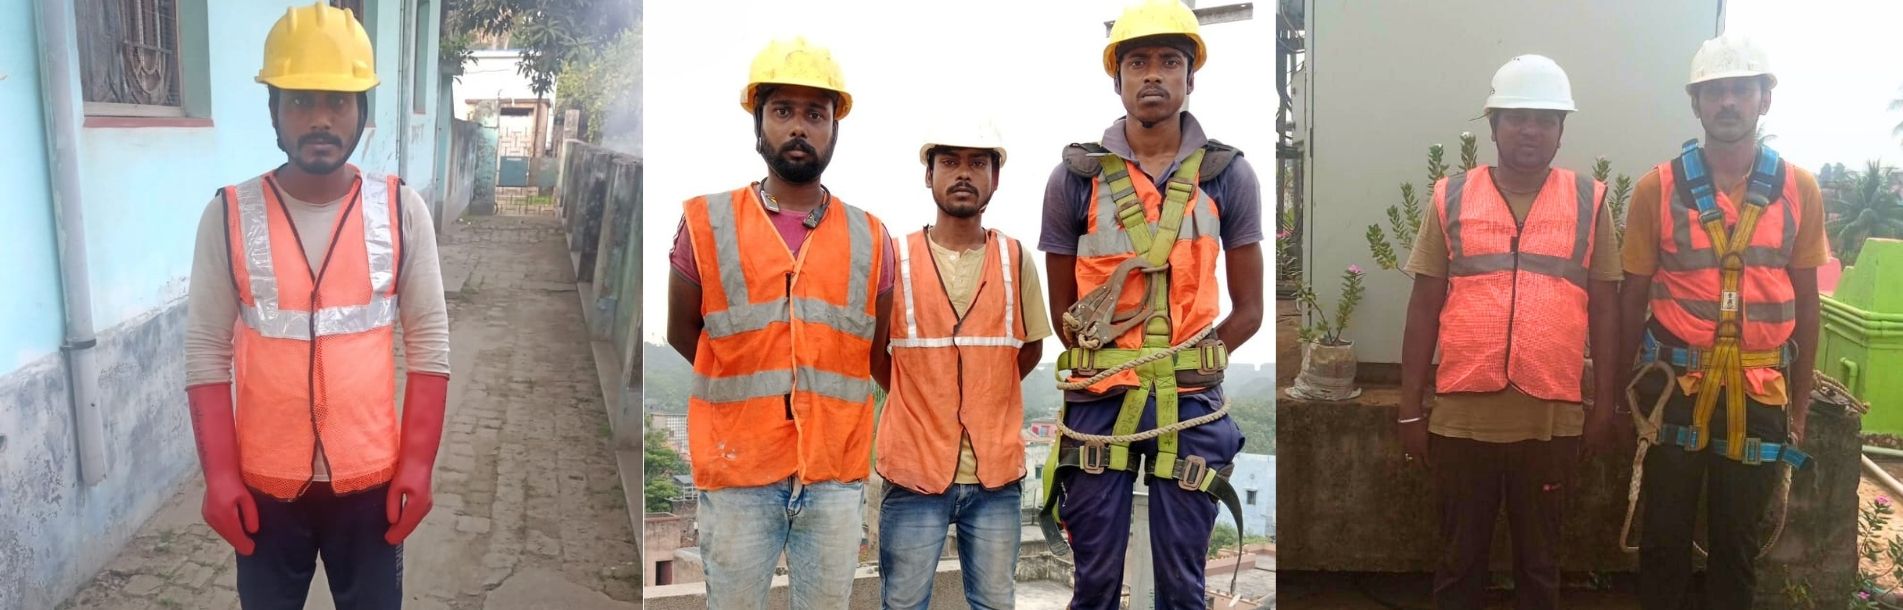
left=58, top=216, right=639, bottom=609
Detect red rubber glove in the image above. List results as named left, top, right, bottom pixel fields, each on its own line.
left=186, top=383, right=259, bottom=556
left=386, top=372, right=449, bottom=545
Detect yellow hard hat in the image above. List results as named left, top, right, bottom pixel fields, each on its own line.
left=741, top=37, right=853, bottom=119
left=1103, top=0, right=1207, bottom=76
left=256, top=2, right=378, bottom=92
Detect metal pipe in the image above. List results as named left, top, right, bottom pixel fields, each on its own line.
left=1865, top=446, right=1903, bottom=460
left=1864, top=456, right=1903, bottom=501
left=395, top=0, right=414, bottom=182
left=33, top=0, right=109, bottom=485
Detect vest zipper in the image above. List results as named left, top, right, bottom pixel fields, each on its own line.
left=1502, top=201, right=1531, bottom=396
left=267, top=175, right=360, bottom=497
left=785, top=272, right=796, bottom=421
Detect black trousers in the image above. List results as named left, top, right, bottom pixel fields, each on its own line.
left=235, top=482, right=403, bottom=610
left=1634, top=369, right=1788, bottom=610
left=1430, top=434, right=1577, bottom=610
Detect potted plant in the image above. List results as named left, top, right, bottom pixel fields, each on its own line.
left=1285, top=265, right=1365, bottom=401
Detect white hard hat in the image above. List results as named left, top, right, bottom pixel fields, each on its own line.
left=1687, top=34, right=1775, bottom=92
left=919, top=117, right=1007, bottom=167
left=1483, top=54, right=1577, bottom=114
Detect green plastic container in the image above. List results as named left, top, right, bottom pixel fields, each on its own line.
left=1820, top=239, right=1903, bottom=433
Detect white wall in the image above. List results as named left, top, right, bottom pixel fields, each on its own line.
left=1298, top=0, right=1723, bottom=363
left=452, top=49, right=558, bottom=119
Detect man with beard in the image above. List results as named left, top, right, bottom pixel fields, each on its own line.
left=1036, top=1, right=1263, bottom=606
left=182, top=4, right=450, bottom=607
left=1397, top=54, right=1621, bottom=609
left=874, top=118, right=1050, bottom=610
left=665, top=37, right=895, bottom=609
left=1621, top=35, right=1825, bottom=609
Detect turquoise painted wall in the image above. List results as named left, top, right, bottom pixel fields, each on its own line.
left=0, top=1, right=67, bottom=371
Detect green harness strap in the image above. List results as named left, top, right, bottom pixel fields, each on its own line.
left=1039, top=149, right=1243, bottom=558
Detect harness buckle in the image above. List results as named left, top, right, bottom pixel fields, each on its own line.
left=1080, top=441, right=1109, bottom=475
left=1178, top=455, right=1209, bottom=491
left=1074, top=349, right=1100, bottom=378
left=1742, top=438, right=1764, bottom=466
left=1721, top=290, right=1741, bottom=313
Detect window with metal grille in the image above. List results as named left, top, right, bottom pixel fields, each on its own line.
left=77, top=0, right=182, bottom=116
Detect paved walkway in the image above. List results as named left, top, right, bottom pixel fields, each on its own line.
left=59, top=215, right=639, bottom=609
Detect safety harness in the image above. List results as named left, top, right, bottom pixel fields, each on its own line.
left=1618, top=141, right=1820, bottom=560
left=1644, top=139, right=1809, bottom=468
left=1036, top=141, right=1247, bottom=594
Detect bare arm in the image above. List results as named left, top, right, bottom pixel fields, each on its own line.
left=872, top=291, right=893, bottom=392
left=1216, top=244, right=1265, bottom=350
left=1017, top=340, right=1043, bottom=380
left=1588, top=280, right=1622, bottom=406
left=1618, top=273, right=1653, bottom=377
left=1047, top=253, right=1078, bottom=350
left=1400, top=275, right=1449, bottom=418
left=666, top=271, right=703, bottom=364
left=1789, top=268, right=1820, bottom=443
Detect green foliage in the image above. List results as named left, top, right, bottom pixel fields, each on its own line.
left=1854, top=495, right=1903, bottom=608
left=1592, top=157, right=1635, bottom=247
left=1294, top=266, right=1364, bottom=346
left=1366, top=135, right=1473, bottom=278
left=1828, top=160, right=1903, bottom=265
left=1208, top=523, right=1239, bottom=559
left=643, top=418, right=686, bottom=513
left=443, top=0, right=638, bottom=96
left=1229, top=381, right=1276, bottom=454
left=553, top=24, right=642, bottom=144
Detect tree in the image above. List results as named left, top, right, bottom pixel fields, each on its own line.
left=1208, top=523, right=1240, bottom=559
left=643, top=418, right=687, bottom=513
left=1827, top=160, right=1903, bottom=265
left=554, top=22, right=641, bottom=149
left=442, top=0, right=639, bottom=96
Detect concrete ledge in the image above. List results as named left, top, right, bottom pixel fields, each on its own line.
left=1276, top=385, right=1862, bottom=607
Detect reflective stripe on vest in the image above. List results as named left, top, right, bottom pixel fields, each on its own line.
left=1434, top=166, right=1602, bottom=402
left=683, top=186, right=883, bottom=491
left=879, top=229, right=1030, bottom=493
left=224, top=169, right=403, bottom=500
left=232, top=175, right=399, bottom=339
left=1649, top=159, right=1800, bottom=351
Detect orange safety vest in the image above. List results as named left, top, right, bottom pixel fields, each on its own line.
left=1433, top=166, right=1604, bottom=403
left=682, top=186, right=886, bottom=491
left=1650, top=161, right=1799, bottom=351
left=877, top=229, right=1029, bottom=494
left=1069, top=160, right=1223, bottom=392
left=224, top=168, right=403, bottom=500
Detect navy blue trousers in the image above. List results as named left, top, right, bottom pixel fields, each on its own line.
left=235, top=482, right=402, bottom=610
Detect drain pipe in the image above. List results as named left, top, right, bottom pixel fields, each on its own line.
left=33, top=0, right=109, bottom=485
left=395, top=0, right=413, bottom=183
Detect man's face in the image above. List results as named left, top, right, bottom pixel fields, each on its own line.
left=275, top=89, right=361, bottom=175
left=756, top=85, right=838, bottom=185
left=1489, top=108, right=1565, bottom=172
left=1691, top=76, right=1770, bottom=145
left=926, top=147, right=999, bottom=219
left=1115, top=44, right=1193, bottom=126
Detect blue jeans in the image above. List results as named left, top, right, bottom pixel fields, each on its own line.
left=235, top=483, right=401, bottom=610
left=878, top=483, right=1021, bottom=610
left=699, top=478, right=865, bottom=610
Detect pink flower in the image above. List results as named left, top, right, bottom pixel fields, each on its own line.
left=1348, top=265, right=1363, bottom=275
left=1860, top=591, right=1872, bottom=601
left=1880, top=495, right=1893, bottom=508
left=1277, top=230, right=1292, bottom=240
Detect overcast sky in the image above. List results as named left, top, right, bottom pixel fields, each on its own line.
left=640, top=0, right=1278, bottom=364
left=1726, top=0, right=1903, bottom=168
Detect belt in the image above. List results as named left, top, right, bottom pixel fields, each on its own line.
left=1641, top=331, right=1791, bottom=370
left=1658, top=423, right=1811, bottom=468
left=1055, top=342, right=1228, bottom=378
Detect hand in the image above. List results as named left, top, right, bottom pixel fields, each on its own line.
left=384, top=463, right=433, bottom=545
left=186, top=383, right=259, bottom=555
left=385, top=372, right=449, bottom=545
left=1399, top=413, right=1430, bottom=466
left=202, top=473, right=259, bottom=555
left=1789, top=382, right=1812, bottom=447
left=1582, top=406, right=1619, bottom=457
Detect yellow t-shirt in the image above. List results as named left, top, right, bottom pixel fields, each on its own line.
left=924, top=235, right=1053, bottom=485
left=1620, top=164, right=1828, bottom=404
left=1403, top=172, right=1621, bottom=442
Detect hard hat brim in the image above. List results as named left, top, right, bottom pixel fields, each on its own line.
left=257, top=73, right=379, bottom=93
left=1686, top=71, right=1777, bottom=91
left=1101, top=34, right=1207, bottom=77
left=918, top=144, right=1007, bottom=167
left=740, top=82, right=853, bottom=120
left=1482, top=99, right=1578, bottom=113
